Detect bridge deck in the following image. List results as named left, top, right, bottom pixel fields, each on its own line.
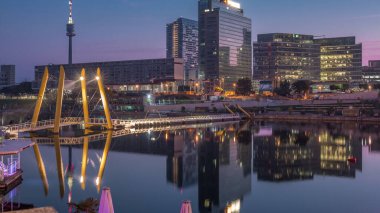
left=1, top=114, right=240, bottom=135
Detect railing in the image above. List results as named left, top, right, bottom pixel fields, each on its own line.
left=34, top=120, right=238, bottom=145
left=1, top=114, right=240, bottom=134
left=2, top=117, right=85, bottom=134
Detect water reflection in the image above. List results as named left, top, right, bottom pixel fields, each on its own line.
left=31, top=143, right=49, bottom=196
left=95, top=131, right=112, bottom=192
left=5, top=121, right=379, bottom=212
left=54, top=136, right=65, bottom=199
left=253, top=122, right=363, bottom=182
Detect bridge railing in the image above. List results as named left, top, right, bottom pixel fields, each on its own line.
left=3, top=117, right=84, bottom=133
left=1, top=114, right=239, bottom=134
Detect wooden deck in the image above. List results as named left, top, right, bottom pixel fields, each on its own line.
left=0, top=139, right=34, bottom=155
left=7, top=207, right=58, bottom=213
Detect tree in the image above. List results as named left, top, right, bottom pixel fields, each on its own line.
left=359, top=84, right=369, bottom=90
left=373, top=83, right=380, bottom=90
left=274, top=80, right=291, bottom=97
left=0, top=82, right=34, bottom=96
left=235, top=78, right=252, bottom=96
left=342, top=84, right=349, bottom=91
left=292, top=80, right=311, bottom=95
left=330, top=85, right=339, bottom=91
left=68, top=197, right=99, bottom=213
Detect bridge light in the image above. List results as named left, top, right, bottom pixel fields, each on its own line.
left=96, top=76, right=100, bottom=81
left=80, top=76, right=84, bottom=81
left=95, top=177, right=100, bottom=186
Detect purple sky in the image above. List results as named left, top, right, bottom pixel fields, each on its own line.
left=0, top=0, right=379, bottom=82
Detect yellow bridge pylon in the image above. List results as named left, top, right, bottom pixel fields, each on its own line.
left=31, top=66, right=113, bottom=134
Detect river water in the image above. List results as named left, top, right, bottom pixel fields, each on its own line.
left=3, top=121, right=380, bottom=213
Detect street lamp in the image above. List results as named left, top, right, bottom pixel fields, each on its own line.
left=195, top=82, right=199, bottom=94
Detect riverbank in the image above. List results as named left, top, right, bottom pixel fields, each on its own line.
left=254, top=113, right=380, bottom=123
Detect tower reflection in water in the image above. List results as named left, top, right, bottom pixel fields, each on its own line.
left=27, top=121, right=369, bottom=212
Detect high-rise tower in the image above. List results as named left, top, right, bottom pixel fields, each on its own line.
left=167, top=18, right=199, bottom=82
left=198, top=0, right=252, bottom=91
left=66, top=0, right=76, bottom=65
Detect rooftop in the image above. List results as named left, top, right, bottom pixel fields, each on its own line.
left=0, top=139, right=35, bottom=155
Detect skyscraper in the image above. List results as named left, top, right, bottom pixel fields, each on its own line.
left=315, top=37, right=362, bottom=82
left=167, top=18, right=199, bottom=82
left=199, top=0, right=252, bottom=91
left=253, top=33, right=321, bottom=82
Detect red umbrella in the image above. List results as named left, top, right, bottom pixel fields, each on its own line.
left=99, top=187, right=114, bottom=213
left=180, top=200, right=192, bottom=213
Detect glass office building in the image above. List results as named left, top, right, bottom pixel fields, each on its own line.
left=315, top=37, right=362, bottom=82
left=167, top=18, right=199, bottom=82
left=199, top=0, right=252, bottom=91
left=253, top=33, right=321, bottom=82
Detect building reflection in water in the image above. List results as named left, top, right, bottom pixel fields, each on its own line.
left=253, top=122, right=363, bottom=182
left=24, top=121, right=376, bottom=212
left=103, top=122, right=252, bottom=212
left=197, top=124, right=252, bottom=213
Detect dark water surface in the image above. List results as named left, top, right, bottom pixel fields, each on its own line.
left=3, top=121, right=380, bottom=213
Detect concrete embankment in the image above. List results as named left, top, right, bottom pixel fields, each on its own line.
left=146, top=98, right=368, bottom=113
left=254, top=114, right=380, bottom=123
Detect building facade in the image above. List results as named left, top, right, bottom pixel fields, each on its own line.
left=314, top=37, right=362, bottom=82
left=167, top=18, right=199, bottom=82
left=363, top=60, right=380, bottom=83
left=253, top=33, right=321, bottom=82
left=34, top=58, right=184, bottom=89
left=199, top=0, right=252, bottom=91
left=0, top=65, right=16, bottom=87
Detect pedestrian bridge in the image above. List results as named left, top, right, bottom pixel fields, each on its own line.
left=0, top=66, right=241, bottom=137
left=2, top=114, right=240, bottom=136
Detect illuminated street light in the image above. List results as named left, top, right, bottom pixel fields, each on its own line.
left=96, top=76, right=100, bottom=81
left=80, top=76, right=84, bottom=81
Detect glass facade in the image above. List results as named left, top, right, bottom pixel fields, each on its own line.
left=315, top=37, right=362, bottom=82
left=167, top=18, right=199, bottom=81
left=253, top=33, right=321, bottom=82
left=199, top=0, right=252, bottom=90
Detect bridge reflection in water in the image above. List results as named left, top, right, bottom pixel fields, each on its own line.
left=23, top=121, right=371, bottom=212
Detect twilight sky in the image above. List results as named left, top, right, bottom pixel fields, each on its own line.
left=1, top=0, right=379, bottom=82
